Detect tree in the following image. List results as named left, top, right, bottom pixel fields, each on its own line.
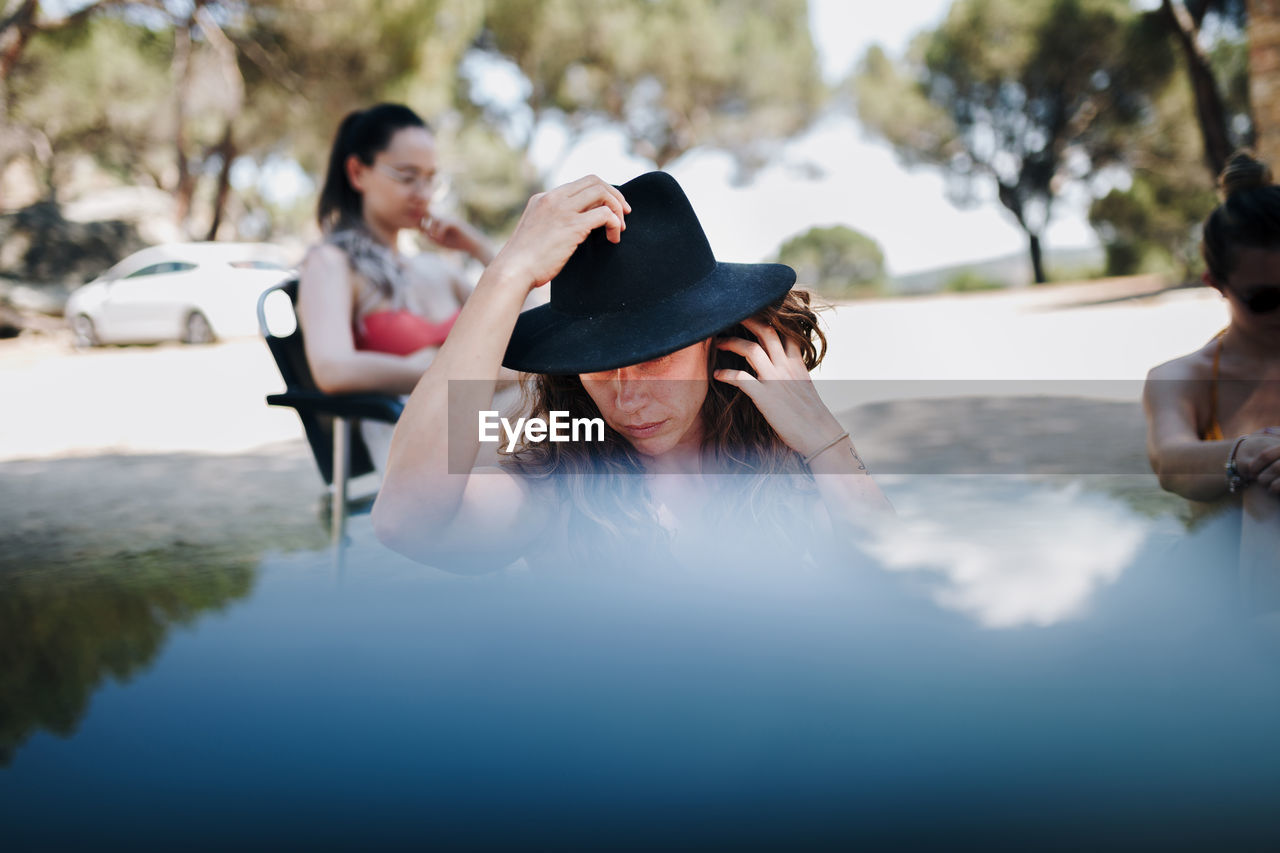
left=3, top=0, right=827, bottom=246
left=0, top=0, right=141, bottom=205
left=853, top=0, right=1173, bottom=284
left=1086, top=16, right=1233, bottom=281
left=775, top=225, right=885, bottom=297
left=1090, top=172, right=1217, bottom=278
left=7, top=14, right=173, bottom=200
left=478, top=0, right=825, bottom=178
left=1086, top=2, right=1248, bottom=280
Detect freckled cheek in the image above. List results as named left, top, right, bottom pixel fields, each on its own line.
left=581, top=386, right=610, bottom=419
left=668, top=386, right=708, bottom=426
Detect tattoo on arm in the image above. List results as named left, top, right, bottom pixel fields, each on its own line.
left=850, top=447, right=867, bottom=472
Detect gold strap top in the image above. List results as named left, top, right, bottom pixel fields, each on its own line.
left=1203, top=328, right=1228, bottom=442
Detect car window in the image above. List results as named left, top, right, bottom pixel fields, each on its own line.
left=229, top=260, right=288, bottom=270
left=124, top=261, right=196, bottom=278
left=124, top=263, right=169, bottom=279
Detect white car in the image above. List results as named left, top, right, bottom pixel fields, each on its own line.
left=65, top=242, right=295, bottom=347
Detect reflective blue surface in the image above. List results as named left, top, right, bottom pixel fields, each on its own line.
left=3, top=477, right=1279, bottom=849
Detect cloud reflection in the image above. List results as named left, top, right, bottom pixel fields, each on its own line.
left=864, top=479, right=1150, bottom=628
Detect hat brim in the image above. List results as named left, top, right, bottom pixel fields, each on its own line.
left=502, top=262, right=796, bottom=374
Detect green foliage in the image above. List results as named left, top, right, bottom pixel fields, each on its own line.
left=1043, top=258, right=1104, bottom=283
left=9, top=15, right=173, bottom=190
left=0, top=548, right=258, bottom=766
left=1085, top=17, right=1224, bottom=282
left=1089, top=171, right=1216, bottom=279
left=480, top=0, right=824, bottom=173
left=1208, top=23, right=1253, bottom=146
left=442, top=121, right=542, bottom=234
left=235, top=0, right=475, bottom=173
left=775, top=224, right=885, bottom=297
left=2, top=0, right=825, bottom=240
left=942, top=269, right=1003, bottom=292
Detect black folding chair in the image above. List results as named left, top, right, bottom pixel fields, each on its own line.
left=257, top=276, right=403, bottom=543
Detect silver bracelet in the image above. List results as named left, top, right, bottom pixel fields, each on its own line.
left=1226, top=435, right=1249, bottom=494
left=803, top=431, right=850, bottom=466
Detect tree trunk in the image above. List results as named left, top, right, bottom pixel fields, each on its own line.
left=1162, top=0, right=1233, bottom=178
left=171, top=17, right=195, bottom=232
left=995, top=182, right=1048, bottom=284
left=1029, top=232, right=1046, bottom=284
left=0, top=1, right=38, bottom=84
left=204, top=124, right=234, bottom=241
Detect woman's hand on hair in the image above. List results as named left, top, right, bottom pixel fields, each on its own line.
left=713, top=316, right=846, bottom=459
left=485, top=175, right=630, bottom=293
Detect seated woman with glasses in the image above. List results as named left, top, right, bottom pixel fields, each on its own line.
left=1144, top=150, right=1280, bottom=596
left=298, top=103, right=511, bottom=467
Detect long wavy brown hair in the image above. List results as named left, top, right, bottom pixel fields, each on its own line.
left=500, top=289, right=829, bottom=563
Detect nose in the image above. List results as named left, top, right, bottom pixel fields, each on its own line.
left=609, top=369, right=648, bottom=414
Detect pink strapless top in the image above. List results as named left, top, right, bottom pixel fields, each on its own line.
left=355, top=309, right=460, bottom=356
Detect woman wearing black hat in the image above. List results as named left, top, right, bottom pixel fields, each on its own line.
left=372, top=172, right=892, bottom=571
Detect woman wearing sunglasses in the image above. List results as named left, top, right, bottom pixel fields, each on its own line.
left=1144, top=150, right=1280, bottom=591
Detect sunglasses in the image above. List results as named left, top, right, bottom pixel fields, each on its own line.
left=1229, top=284, right=1280, bottom=315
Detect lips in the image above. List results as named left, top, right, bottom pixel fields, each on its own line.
left=619, top=419, right=668, bottom=437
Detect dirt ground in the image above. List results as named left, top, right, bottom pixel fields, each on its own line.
left=0, top=277, right=1227, bottom=572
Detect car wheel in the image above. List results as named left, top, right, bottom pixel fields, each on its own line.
left=182, top=310, right=215, bottom=345
left=71, top=314, right=99, bottom=348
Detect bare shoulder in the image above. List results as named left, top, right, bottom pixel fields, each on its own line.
left=1146, top=340, right=1217, bottom=385
left=1152, top=339, right=1219, bottom=380
left=301, top=242, right=350, bottom=273
left=1144, top=341, right=1218, bottom=438
left=298, top=243, right=362, bottom=311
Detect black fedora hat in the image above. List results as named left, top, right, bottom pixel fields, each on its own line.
left=501, top=171, right=796, bottom=374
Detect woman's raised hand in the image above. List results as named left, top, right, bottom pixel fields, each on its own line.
left=713, top=316, right=846, bottom=460
left=421, top=213, right=480, bottom=254
left=489, top=175, right=630, bottom=293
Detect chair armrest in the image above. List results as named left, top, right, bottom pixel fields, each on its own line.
left=267, top=390, right=403, bottom=423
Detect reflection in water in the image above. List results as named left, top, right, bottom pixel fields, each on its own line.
left=863, top=477, right=1153, bottom=628
left=0, top=548, right=258, bottom=765
left=4, top=476, right=1280, bottom=847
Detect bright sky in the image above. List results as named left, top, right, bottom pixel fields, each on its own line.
left=524, top=0, right=1097, bottom=277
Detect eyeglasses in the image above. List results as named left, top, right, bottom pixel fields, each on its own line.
left=1229, top=284, right=1280, bottom=315
left=374, top=163, right=442, bottom=195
